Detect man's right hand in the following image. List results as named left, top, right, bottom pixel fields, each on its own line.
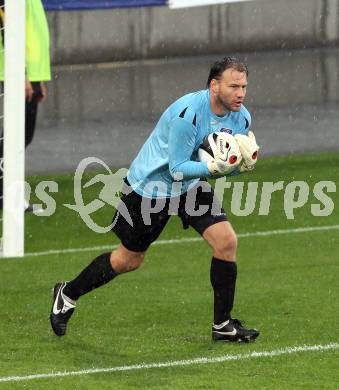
left=207, top=159, right=229, bottom=176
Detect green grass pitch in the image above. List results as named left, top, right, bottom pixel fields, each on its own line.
left=0, top=153, right=338, bottom=389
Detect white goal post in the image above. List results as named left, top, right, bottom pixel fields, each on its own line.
left=1, top=0, right=25, bottom=258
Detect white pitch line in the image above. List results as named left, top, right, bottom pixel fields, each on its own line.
left=19, top=224, right=339, bottom=258
left=0, top=343, right=338, bottom=384
left=236, top=224, right=339, bottom=237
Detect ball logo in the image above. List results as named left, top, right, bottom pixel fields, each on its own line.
left=219, top=139, right=224, bottom=155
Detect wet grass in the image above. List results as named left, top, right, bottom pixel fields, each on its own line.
left=0, top=152, right=338, bottom=389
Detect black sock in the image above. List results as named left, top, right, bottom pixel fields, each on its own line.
left=210, top=257, right=237, bottom=325
left=63, top=253, right=118, bottom=301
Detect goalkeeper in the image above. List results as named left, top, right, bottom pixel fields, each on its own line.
left=50, top=57, right=260, bottom=343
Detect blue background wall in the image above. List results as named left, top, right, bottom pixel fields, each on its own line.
left=42, top=0, right=166, bottom=11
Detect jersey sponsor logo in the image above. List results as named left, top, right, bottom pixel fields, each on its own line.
left=219, top=128, right=233, bottom=135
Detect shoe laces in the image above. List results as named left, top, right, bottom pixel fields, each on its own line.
left=231, top=318, right=245, bottom=329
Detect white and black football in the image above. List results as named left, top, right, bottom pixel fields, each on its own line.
left=198, top=132, right=242, bottom=174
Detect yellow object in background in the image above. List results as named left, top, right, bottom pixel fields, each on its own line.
left=0, top=0, right=51, bottom=81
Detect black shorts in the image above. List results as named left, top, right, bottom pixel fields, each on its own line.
left=111, top=179, right=228, bottom=252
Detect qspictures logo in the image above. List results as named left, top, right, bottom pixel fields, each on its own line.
left=64, top=157, right=132, bottom=233
left=4, top=157, right=337, bottom=233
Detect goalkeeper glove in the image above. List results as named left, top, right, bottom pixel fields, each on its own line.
left=206, top=159, right=229, bottom=176
left=234, top=131, right=259, bottom=172
left=206, top=146, right=243, bottom=176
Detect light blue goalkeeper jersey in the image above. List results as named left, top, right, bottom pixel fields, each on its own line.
left=127, top=89, right=251, bottom=198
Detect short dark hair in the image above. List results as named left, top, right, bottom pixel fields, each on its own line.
left=206, top=56, right=248, bottom=87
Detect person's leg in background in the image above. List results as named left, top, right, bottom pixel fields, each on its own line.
left=0, top=81, right=41, bottom=209
left=25, top=82, right=40, bottom=148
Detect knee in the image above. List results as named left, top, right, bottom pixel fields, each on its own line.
left=125, top=252, right=145, bottom=272
left=213, top=230, right=238, bottom=260
left=110, top=249, right=145, bottom=274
